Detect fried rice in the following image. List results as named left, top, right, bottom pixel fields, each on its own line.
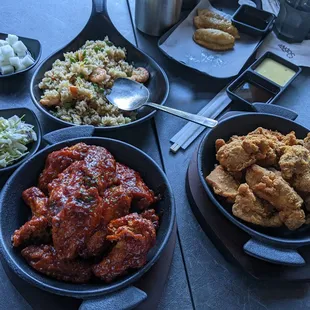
left=38, top=37, right=149, bottom=127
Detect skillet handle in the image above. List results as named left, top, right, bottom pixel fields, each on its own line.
left=252, top=102, right=298, bottom=120
left=79, top=286, right=147, bottom=310
left=43, top=125, right=95, bottom=145
left=92, top=0, right=108, bottom=14
left=243, top=239, right=305, bottom=266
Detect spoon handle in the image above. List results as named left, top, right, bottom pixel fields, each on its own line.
left=145, top=102, right=218, bottom=128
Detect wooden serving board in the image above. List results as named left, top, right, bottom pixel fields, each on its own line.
left=186, top=148, right=310, bottom=281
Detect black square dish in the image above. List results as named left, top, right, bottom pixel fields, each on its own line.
left=227, top=71, right=281, bottom=106
left=251, top=51, right=301, bottom=87
left=0, top=33, right=41, bottom=78
left=0, top=108, right=41, bottom=173
left=232, top=5, right=275, bottom=37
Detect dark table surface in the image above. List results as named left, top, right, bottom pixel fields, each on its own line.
left=1, top=0, right=310, bottom=309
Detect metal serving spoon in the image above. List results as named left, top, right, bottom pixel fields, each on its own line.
left=107, top=78, right=218, bottom=128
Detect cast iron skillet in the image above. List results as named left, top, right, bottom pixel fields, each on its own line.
left=30, top=0, right=169, bottom=131
left=0, top=126, right=175, bottom=309
left=198, top=113, right=310, bottom=266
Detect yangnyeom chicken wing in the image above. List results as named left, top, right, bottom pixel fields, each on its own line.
left=38, top=143, right=90, bottom=192
left=92, top=213, right=157, bottom=282
left=232, top=184, right=282, bottom=227
left=206, top=165, right=239, bottom=202
left=246, top=164, right=305, bottom=230
left=21, top=245, right=92, bottom=283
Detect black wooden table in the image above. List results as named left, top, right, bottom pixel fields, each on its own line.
left=1, top=0, right=310, bottom=309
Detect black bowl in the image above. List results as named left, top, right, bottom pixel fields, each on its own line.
left=198, top=113, right=310, bottom=247
left=0, top=137, right=175, bottom=298
left=0, top=33, right=41, bottom=78
left=0, top=108, right=41, bottom=173
left=30, top=4, right=169, bottom=131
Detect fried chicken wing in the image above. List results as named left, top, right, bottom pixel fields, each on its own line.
left=21, top=245, right=92, bottom=283
left=116, top=163, right=157, bottom=209
left=12, top=188, right=51, bottom=247
left=232, top=184, right=282, bottom=227
left=22, top=187, right=49, bottom=217
left=193, top=29, right=235, bottom=51
left=38, top=143, right=90, bottom=192
left=12, top=216, right=50, bottom=247
left=206, top=165, right=239, bottom=202
left=216, top=139, right=257, bottom=172
left=246, top=164, right=305, bottom=230
left=304, top=133, right=310, bottom=151
left=92, top=213, right=157, bottom=282
left=278, top=145, right=310, bottom=192
left=194, top=15, right=240, bottom=38
left=52, top=187, right=103, bottom=260
left=216, top=128, right=297, bottom=172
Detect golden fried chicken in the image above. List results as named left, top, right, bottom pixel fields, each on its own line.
left=246, top=164, right=305, bottom=230
left=216, top=128, right=300, bottom=172
left=278, top=145, right=310, bottom=193
left=194, top=15, right=240, bottom=38
left=92, top=212, right=157, bottom=282
left=206, top=165, right=239, bottom=202
left=216, top=139, right=256, bottom=172
left=279, top=145, right=310, bottom=179
left=232, top=184, right=282, bottom=227
left=304, top=133, right=310, bottom=151
left=21, top=245, right=92, bottom=283
left=193, top=29, right=235, bottom=51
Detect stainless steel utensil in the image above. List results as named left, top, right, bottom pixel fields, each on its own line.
left=135, top=0, right=183, bottom=36
left=107, top=78, right=218, bottom=128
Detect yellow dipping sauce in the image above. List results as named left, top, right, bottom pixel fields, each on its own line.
left=255, top=58, right=296, bottom=87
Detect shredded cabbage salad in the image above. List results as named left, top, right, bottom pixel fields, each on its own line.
left=0, top=115, right=37, bottom=168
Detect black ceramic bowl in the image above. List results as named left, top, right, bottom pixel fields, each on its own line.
left=30, top=3, right=169, bottom=132
left=0, top=136, right=175, bottom=307
left=198, top=113, right=310, bottom=265
left=0, top=33, right=41, bottom=78
left=0, top=108, right=41, bottom=173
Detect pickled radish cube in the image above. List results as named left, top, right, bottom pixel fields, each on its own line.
left=0, top=55, right=10, bottom=66
left=0, top=40, right=9, bottom=47
left=21, top=55, right=34, bottom=68
left=17, top=50, right=26, bottom=57
left=16, top=64, right=26, bottom=72
left=1, top=45, right=14, bottom=58
left=6, top=34, right=18, bottom=45
left=12, top=41, right=27, bottom=53
left=9, top=56, right=21, bottom=68
left=0, top=65, right=14, bottom=75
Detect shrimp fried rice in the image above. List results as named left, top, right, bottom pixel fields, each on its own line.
left=39, top=37, right=149, bottom=127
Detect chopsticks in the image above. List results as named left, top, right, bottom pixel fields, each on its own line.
left=170, top=87, right=231, bottom=153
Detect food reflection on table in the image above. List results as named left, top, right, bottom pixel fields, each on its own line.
left=38, top=37, right=149, bottom=127
left=193, top=9, right=239, bottom=51
left=206, top=127, right=310, bottom=231
left=12, top=143, right=160, bottom=283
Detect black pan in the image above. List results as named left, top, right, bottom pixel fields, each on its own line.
left=30, top=0, right=169, bottom=131
left=0, top=125, right=175, bottom=309
left=198, top=113, right=310, bottom=266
